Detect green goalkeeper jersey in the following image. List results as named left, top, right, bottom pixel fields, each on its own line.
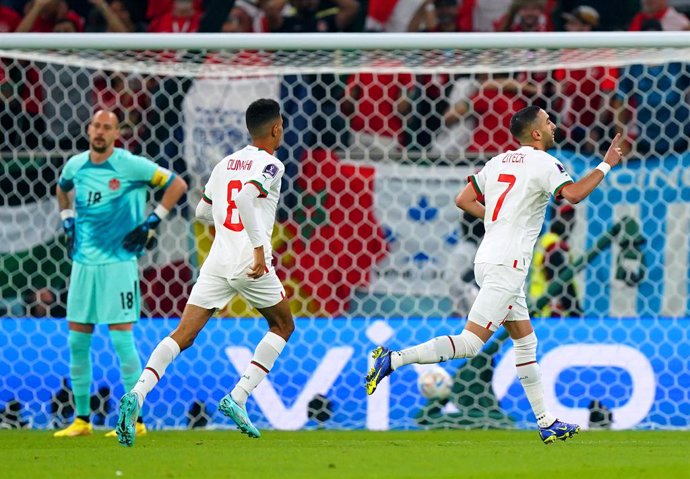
left=58, top=148, right=174, bottom=265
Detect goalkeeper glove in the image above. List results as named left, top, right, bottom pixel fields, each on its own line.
left=123, top=212, right=162, bottom=254
left=61, top=210, right=75, bottom=259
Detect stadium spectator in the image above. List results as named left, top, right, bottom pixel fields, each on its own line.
left=52, top=16, right=79, bottom=31
left=94, top=72, right=149, bottom=152
left=612, top=18, right=690, bottom=155
left=401, top=72, right=451, bottom=151
left=266, top=0, right=357, bottom=178
left=456, top=0, right=511, bottom=31
left=0, top=3, right=22, bottom=31
left=553, top=6, right=617, bottom=153
left=148, top=0, right=202, bottom=32
left=39, top=54, right=93, bottom=150
left=431, top=75, right=478, bottom=155
left=221, top=0, right=266, bottom=32
left=458, top=73, right=529, bottom=154
left=552, top=0, right=639, bottom=31
left=529, top=202, right=583, bottom=317
left=265, top=0, right=359, bottom=31
left=432, top=0, right=462, bottom=31
left=398, top=0, right=460, bottom=150
left=494, top=0, right=553, bottom=32
left=143, top=0, right=236, bottom=179
left=86, top=0, right=139, bottom=33
left=365, top=0, right=429, bottom=32
left=342, top=63, right=415, bottom=157
left=146, top=0, right=204, bottom=22
left=16, top=0, right=85, bottom=32
left=562, top=4, right=599, bottom=31
left=629, top=0, right=690, bottom=31
left=407, top=0, right=439, bottom=31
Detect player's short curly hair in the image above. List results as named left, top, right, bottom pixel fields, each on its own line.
left=246, top=98, right=281, bottom=138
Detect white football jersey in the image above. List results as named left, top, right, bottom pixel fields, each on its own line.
left=470, top=146, right=573, bottom=270
left=201, top=145, right=284, bottom=277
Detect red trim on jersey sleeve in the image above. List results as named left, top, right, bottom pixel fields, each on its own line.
left=467, top=175, right=483, bottom=201
left=553, top=180, right=573, bottom=198
left=246, top=180, right=269, bottom=198
left=202, top=194, right=212, bottom=204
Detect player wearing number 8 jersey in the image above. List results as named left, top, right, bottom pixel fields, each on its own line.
left=116, top=99, right=294, bottom=446
left=366, top=106, right=624, bottom=444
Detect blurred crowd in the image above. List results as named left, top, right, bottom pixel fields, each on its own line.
left=0, top=0, right=689, bottom=161
left=0, top=0, right=688, bottom=34
left=0, top=0, right=688, bottom=173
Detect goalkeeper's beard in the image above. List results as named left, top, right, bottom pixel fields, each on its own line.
left=91, top=142, right=107, bottom=154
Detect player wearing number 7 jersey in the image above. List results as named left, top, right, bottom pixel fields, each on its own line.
left=366, top=106, right=624, bottom=444
left=116, top=99, right=294, bottom=447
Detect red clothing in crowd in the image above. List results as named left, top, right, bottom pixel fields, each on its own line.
left=0, top=5, right=21, bottom=32
left=346, top=70, right=413, bottom=139
left=146, top=0, right=204, bottom=19
left=468, top=88, right=525, bottom=153
left=149, top=12, right=202, bottom=32
left=628, top=6, right=690, bottom=31
left=553, top=66, right=617, bottom=134
left=492, top=0, right=556, bottom=32
left=29, top=10, right=85, bottom=32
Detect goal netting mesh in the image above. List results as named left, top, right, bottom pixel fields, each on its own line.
left=1, top=33, right=689, bottom=431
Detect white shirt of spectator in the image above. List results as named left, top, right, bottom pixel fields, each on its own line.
left=201, top=145, right=284, bottom=277
left=469, top=146, right=573, bottom=270
left=433, top=78, right=479, bottom=155
left=659, top=6, right=690, bottom=30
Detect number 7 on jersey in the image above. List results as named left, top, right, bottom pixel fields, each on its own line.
left=491, top=174, right=516, bottom=222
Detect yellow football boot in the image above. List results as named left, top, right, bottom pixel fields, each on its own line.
left=53, top=418, right=93, bottom=437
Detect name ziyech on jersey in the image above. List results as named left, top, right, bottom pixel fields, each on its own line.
left=502, top=152, right=525, bottom=164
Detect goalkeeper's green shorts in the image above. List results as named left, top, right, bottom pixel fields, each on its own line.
left=66, top=259, right=140, bottom=324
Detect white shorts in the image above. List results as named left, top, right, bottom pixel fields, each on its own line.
left=187, top=269, right=286, bottom=310
left=468, top=263, right=530, bottom=332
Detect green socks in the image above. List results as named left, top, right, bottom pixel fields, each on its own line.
left=110, top=330, right=142, bottom=392
left=68, top=330, right=93, bottom=417
left=68, top=329, right=142, bottom=419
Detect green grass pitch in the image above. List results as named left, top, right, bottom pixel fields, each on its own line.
left=1, top=430, right=688, bottom=479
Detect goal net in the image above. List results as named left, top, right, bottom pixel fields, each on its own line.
left=0, top=32, right=688, bottom=431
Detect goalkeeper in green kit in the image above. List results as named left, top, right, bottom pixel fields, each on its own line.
left=54, top=110, right=187, bottom=437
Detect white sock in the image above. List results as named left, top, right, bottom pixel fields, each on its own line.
left=231, top=332, right=286, bottom=407
left=131, top=336, right=180, bottom=408
left=513, top=332, right=556, bottom=428
left=390, top=330, right=484, bottom=370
